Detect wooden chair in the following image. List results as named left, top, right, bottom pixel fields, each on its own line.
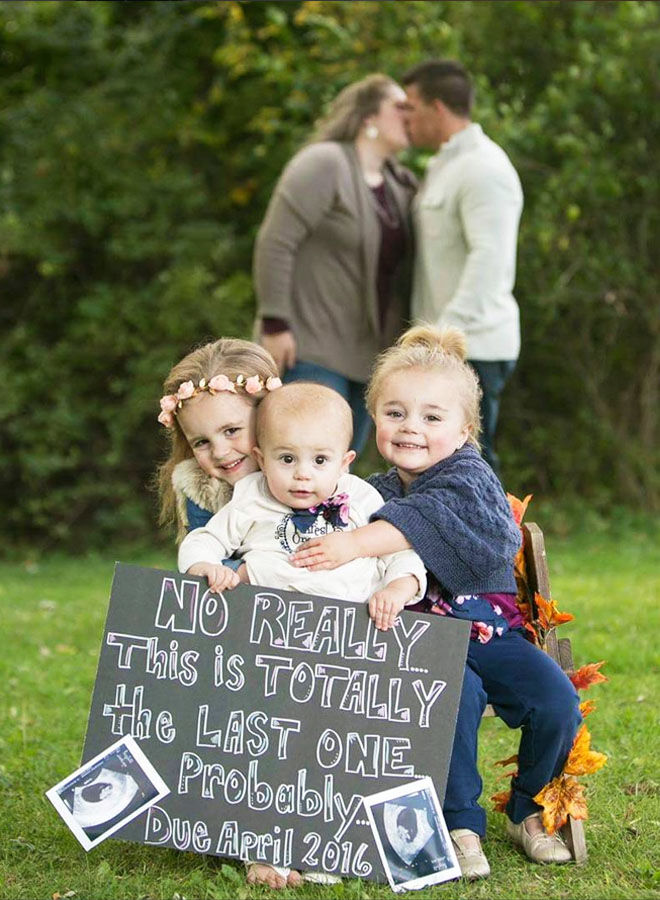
left=483, top=521, right=587, bottom=863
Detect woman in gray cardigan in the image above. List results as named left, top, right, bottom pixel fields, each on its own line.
left=254, top=74, right=417, bottom=453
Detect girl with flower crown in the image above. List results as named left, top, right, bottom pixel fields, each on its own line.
left=158, top=337, right=308, bottom=888
left=157, top=337, right=283, bottom=544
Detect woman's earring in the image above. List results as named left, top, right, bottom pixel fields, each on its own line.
left=365, top=124, right=379, bottom=140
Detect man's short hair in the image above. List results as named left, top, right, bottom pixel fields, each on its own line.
left=402, top=60, right=474, bottom=117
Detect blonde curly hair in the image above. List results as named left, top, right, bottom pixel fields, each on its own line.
left=366, top=324, right=482, bottom=449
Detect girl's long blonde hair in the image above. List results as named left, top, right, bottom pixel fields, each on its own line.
left=157, top=338, right=278, bottom=533
left=366, top=324, right=482, bottom=448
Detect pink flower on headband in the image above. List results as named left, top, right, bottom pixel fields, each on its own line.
left=266, top=376, right=282, bottom=391
left=158, top=409, right=175, bottom=427
left=176, top=380, right=195, bottom=400
left=208, top=374, right=236, bottom=393
left=245, top=375, right=262, bottom=394
left=160, top=394, right=178, bottom=413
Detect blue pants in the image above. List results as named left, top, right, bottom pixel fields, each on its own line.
left=283, top=360, right=372, bottom=454
left=444, top=629, right=582, bottom=836
left=468, top=359, right=516, bottom=476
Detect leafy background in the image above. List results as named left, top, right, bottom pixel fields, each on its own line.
left=2, top=0, right=658, bottom=550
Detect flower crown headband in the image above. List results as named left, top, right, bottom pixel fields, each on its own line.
left=158, top=373, right=282, bottom=427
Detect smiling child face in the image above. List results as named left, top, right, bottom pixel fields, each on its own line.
left=373, top=366, right=469, bottom=485
left=176, top=390, right=259, bottom=486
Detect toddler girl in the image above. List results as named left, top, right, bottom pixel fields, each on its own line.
left=291, top=324, right=582, bottom=878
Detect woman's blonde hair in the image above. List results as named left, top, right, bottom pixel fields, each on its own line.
left=311, top=73, right=399, bottom=143
left=366, top=324, right=482, bottom=449
left=157, top=338, right=279, bottom=532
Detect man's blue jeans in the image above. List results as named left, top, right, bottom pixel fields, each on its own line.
left=283, top=360, right=372, bottom=454
left=468, top=359, right=517, bottom=476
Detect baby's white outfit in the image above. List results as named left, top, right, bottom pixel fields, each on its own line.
left=178, top=471, right=426, bottom=602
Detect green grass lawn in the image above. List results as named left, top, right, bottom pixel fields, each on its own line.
left=1, top=524, right=659, bottom=900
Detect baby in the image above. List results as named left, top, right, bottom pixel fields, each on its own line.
left=178, top=382, right=426, bottom=627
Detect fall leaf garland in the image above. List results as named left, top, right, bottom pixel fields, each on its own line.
left=491, top=495, right=608, bottom=833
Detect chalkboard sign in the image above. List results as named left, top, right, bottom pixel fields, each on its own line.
left=83, top=564, right=470, bottom=882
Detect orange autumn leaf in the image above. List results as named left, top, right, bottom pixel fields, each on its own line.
left=564, top=724, right=607, bottom=776
left=580, top=699, right=597, bottom=717
left=495, top=753, right=519, bottom=768
left=491, top=789, right=511, bottom=813
left=569, top=661, right=608, bottom=691
left=534, top=775, right=588, bottom=833
left=513, top=547, right=528, bottom=603
left=507, top=493, right=533, bottom=526
left=514, top=546, right=527, bottom=577
left=534, top=592, right=574, bottom=630
left=496, top=767, right=518, bottom=781
left=523, top=621, right=541, bottom=645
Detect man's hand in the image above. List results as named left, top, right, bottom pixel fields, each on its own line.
left=260, top=330, right=297, bottom=375
left=186, top=562, right=240, bottom=593
left=289, top=532, right=359, bottom=570
left=369, top=576, right=419, bottom=631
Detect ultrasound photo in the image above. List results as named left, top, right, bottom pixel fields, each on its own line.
left=47, top=735, right=169, bottom=850
left=364, top=777, right=460, bottom=891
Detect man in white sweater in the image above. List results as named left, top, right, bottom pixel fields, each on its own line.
left=402, top=60, right=523, bottom=476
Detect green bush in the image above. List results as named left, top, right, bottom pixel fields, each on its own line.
left=1, top=1, right=657, bottom=550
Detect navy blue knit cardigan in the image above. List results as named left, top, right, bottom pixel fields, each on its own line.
left=368, top=446, right=521, bottom=596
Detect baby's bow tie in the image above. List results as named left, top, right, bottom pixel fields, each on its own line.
left=291, top=492, right=350, bottom=534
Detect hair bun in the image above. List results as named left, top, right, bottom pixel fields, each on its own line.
left=397, top=324, right=468, bottom=361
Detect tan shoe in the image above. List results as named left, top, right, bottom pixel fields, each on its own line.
left=506, top=813, right=572, bottom=863
left=449, top=828, right=491, bottom=879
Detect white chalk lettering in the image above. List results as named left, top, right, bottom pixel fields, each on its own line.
left=345, top=733, right=378, bottom=777
left=392, top=617, right=431, bottom=670
left=286, top=600, right=314, bottom=650
left=215, top=821, right=293, bottom=867
left=144, top=806, right=211, bottom=853
left=155, top=709, right=176, bottom=743
left=195, top=706, right=298, bottom=758
left=250, top=593, right=386, bottom=662
left=102, top=684, right=151, bottom=738
left=339, top=670, right=366, bottom=715
left=213, top=645, right=245, bottom=690
left=270, top=717, right=301, bottom=759
left=381, top=737, right=414, bottom=776
left=314, top=665, right=351, bottom=706
left=155, top=577, right=228, bottom=636
left=289, top=662, right=315, bottom=703
left=106, top=633, right=150, bottom=668
left=316, top=731, right=415, bottom=780
left=250, top=592, right=287, bottom=645
left=412, top=678, right=447, bottom=727
left=255, top=654, right=293, bottom=695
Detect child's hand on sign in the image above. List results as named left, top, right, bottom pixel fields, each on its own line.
left=186, top=562, right=240, bottom=593
left=369, top=575, right=419, bottom=631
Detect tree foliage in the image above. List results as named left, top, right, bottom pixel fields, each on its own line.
left=1, top=0, right=658, bottom=549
